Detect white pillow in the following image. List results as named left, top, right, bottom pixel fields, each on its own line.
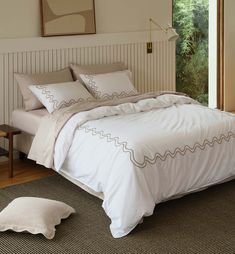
left=79, top=70, right=138, bottom=100
left=0, top=197, right=75, bottom=240
left=14, top=68, right=74, bottom=111
left=29, top=81, right=94, bottom=113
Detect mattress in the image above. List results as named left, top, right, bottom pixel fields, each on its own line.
left=11, top=109, right=104, bottom=198
left=12, top=108, right=48, bottom=135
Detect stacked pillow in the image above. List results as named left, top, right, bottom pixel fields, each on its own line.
left=70, top=62, right=127, bottom=81
left=15, top=63, right=138, bottom=113
left=70, top=62, right=138, bottom=100
left=79, top=70, right=137, bottom=100
left=29, top=81, right=94, bottom=113
left=15, top=68, right=73, bottom=111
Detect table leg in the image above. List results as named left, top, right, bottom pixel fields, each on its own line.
left=8, top=133, right=13, bottom=178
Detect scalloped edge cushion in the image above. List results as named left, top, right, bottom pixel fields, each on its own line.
left=0, top=197, right=75, bottom=239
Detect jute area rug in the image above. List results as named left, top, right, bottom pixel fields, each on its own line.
left=0, top=175, right=234, bottom=254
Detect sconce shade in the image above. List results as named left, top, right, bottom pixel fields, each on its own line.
left=167, top=28, right=179, bottom=41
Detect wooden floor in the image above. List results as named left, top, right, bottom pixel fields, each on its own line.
left=0, top=159, right=55, bottom=189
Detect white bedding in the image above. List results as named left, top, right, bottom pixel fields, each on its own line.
left=50, top=94, right=235, bottom=238
left=12, top=108, right=48, bottom=135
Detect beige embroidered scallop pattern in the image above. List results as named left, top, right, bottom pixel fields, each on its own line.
left=78, top=125, right=235, bottom=168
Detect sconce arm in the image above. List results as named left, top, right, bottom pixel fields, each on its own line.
left=149, top=18, right=167, bottom=33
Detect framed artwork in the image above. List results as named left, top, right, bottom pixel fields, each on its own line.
left=40, top=0, right=96, bottom=37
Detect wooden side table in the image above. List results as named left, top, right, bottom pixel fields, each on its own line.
left=0, top=125, right=21, bottom=178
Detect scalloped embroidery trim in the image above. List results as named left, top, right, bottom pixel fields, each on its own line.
left=78, top=125, right=235, bottom=168
left=35, top=85, right=93, bottom=110
left=83, top=74, right=138, bottom=100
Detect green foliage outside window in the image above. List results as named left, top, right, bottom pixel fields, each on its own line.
left=173, top=0, right=209, bottom=105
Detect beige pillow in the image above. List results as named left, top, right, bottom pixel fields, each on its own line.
left=15, top=68, right=73, bottom=111
left=0, top=197, right=75, bottom=240
left=70, top=62, right=126, bottom=82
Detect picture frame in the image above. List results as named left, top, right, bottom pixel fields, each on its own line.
left=40, top=0, right=96, bottom=37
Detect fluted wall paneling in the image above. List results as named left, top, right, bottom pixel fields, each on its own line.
left=0, top=35, right=176, bottom=141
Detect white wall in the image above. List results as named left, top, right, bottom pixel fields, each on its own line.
left=0, top=0, right=172, bottom=39
left=224, top=0, right=235, bottom=111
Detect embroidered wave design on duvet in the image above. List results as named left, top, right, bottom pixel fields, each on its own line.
left=78, top=125, right=235, bottom=168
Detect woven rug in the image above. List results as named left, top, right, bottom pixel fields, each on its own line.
left=0, top=175, right=234, bottom=254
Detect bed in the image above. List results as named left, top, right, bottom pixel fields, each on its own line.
left=23, top=92, right=235, bottom=238
left=12, top=66, right=235, bottom=238
left=12, top=109, right=48, bottom=155
left=12, top=108, right=103, bottom=199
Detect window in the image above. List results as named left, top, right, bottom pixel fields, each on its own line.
left=173, top=0, right=209, bottom=106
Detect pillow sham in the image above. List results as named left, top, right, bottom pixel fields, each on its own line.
left=70, top=62, right=126, bottom=83
left=0, top=197, right=75, bottom=240
left=15, top=68, right=73, bottom=111
left=29, top=81, right=94, bottom=113
left=79, top=70, right=138, bottom=100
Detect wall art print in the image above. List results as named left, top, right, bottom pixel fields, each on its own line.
left=41, top=0, right=96, bottom=37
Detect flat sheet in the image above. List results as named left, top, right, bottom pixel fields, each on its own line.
left=12, top=109, right=48, bottom=135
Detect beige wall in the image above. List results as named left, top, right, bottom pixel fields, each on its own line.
left=224, top=0, right=235, bottom=111
left=0, top=0, right=172, bottom=39
left=0, top=0, right=41, bottom=38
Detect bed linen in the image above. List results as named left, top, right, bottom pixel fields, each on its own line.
left=12, top=108, right=48, bottom=135
left=14, top=68, right=73, bottom=111
left=79, top=70, right=137, bottom=100
left=28, top=93, right=235, bottom=238
left=29, top=81, right=94, bottom=113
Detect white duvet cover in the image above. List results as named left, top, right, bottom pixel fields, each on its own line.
left=50, top=95, right=235, bottom=238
